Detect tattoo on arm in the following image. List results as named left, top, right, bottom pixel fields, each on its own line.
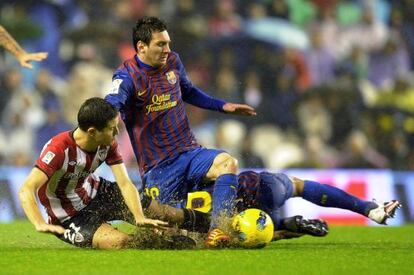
left=0, top=25, right=26, bottom=58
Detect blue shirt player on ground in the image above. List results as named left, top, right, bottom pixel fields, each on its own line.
left=183, top=170, right=401, bottom=242
left=105, top=16, right=256, bottom=247
left=235, top=171, right=401, bottom=236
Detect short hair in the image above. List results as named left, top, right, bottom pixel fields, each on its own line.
left=77, top=97, right=117, bottom=131
left=132, top=16, right=168, bottom=51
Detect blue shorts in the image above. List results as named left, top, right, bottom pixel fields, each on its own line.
left=256, top=172, right=294, bottom=213
left=142, top=148, right=224, bottom=207
left=236, top=171, right=294, bottom=226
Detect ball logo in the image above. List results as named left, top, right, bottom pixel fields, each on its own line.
left=256, top=212, right=267, bottom=231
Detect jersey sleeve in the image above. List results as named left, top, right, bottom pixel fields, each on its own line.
left=176, top=54, right=226, bottom=112
left=104, top=70, right=135, bottom=112
left=105, top=140, right=124, bottom=166
left=35, top=141, right=65, bottom=178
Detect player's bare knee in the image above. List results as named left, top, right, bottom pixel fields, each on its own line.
left=94, top=234, right=133, bottom=250
left=226, top=156, right=238, bottom=174
left=118, top=234, right=134, bottom=249
left=206, top=153, right=238, bottom=180
left=92, top=224, right=133, bottom=250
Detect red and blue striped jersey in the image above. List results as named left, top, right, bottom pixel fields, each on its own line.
left=105, top=52, right=225, bottom=175
left=236, top=171, right=261, bottom=209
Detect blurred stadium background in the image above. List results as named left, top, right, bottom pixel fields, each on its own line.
left=1, top=0, right=414, bottom=225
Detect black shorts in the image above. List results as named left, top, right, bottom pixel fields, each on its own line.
left=57, top=178, right=133, bottom=248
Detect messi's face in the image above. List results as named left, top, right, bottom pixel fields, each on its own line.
left=138, top=30, right=171, bottom=67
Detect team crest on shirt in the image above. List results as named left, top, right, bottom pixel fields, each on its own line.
left=97, top=147, right=108, bottom=161
left=41, top=151, right=55, bottom=165
left=166, top=71, right=177, bottom=85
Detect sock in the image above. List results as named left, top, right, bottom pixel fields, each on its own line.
left=210, top=173, right=238, bottom=229
left=302, top=180, right=377, bottom=216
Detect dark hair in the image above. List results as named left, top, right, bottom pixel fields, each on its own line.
left=77, top=97, right=117, bottom=131
left=132, top=16, right=168, bottom=51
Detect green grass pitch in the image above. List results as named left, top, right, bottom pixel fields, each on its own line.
left=1, top=221, right=413, bottom=275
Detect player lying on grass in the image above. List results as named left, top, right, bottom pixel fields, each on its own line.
left=232, top=170, right=401, bottom=241
left=18, top=97, right=167, bottom=249
left=147, top=170, right=401, bottom=246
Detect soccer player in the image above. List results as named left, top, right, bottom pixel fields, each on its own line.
left=0, top=25, right=48, bottom=69
left=184, top=170, right=401, bottom=243
left=18, top=97, right=167, bottom=249
left=105, top=16, right=256, bottom=247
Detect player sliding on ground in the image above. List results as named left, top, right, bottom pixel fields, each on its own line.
left=19, top=97, right=167, bottom=249
left=166, top=170, right=401, bottom=246
left=237, top=171, right=400, bottom=238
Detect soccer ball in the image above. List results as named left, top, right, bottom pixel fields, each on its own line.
left=232, top=208, right=274, bottom=248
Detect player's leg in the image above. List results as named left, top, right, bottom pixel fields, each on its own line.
left=142, top=153, right=192, bottom=206
left=95, top=179, right=201, bottom=249
left=251, top=172, right=328, bottom=238
left=92, top=223, right=132, bottom=249
left=205, top=153, right=238, bottom=223
left=56, top=179, right=132, bottom=249
left=204, top=152, right=239, bottom=247
left=145, top=198, right=210, bottom=232
left=276, top=215, right=329, bottom=239
left=290, top=176, right=401, bottom=224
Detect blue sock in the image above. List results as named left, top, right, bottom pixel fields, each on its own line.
left=302, top=180, right=377, bottom=216
left=210, top=174, right=238, bottom=229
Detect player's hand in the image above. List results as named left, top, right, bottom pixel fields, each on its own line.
left=35, top=223, right=65, bottom=235
left=223, top=103, right=257, bottom=116
left=136, top=218, right=170, bottom=230
left=18, top=52, right=48, bottom=69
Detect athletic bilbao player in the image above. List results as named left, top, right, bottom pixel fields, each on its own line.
left=19, top=97, right=166, bottom=249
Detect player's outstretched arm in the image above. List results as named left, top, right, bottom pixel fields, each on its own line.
left=110, top=163, right=169, bottom=228
left=222, top=103, right=257, bottom=116
left=0, top=25, right=48, bottom=69
left=18, top=168, right=65, bottom=235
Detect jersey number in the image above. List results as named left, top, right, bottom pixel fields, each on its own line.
left=64, top=223, right=84, bottom=244
left=145, top=187, right=160, bottom=199
left=186, top=191, right=212, bottom=213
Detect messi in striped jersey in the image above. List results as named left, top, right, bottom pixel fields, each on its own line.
left=105, top=16, right=256, bottom=247
left=19, top=98, right=166, bottom=249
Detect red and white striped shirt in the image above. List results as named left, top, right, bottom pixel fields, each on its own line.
left=35, top=130, right=123, bottom=224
